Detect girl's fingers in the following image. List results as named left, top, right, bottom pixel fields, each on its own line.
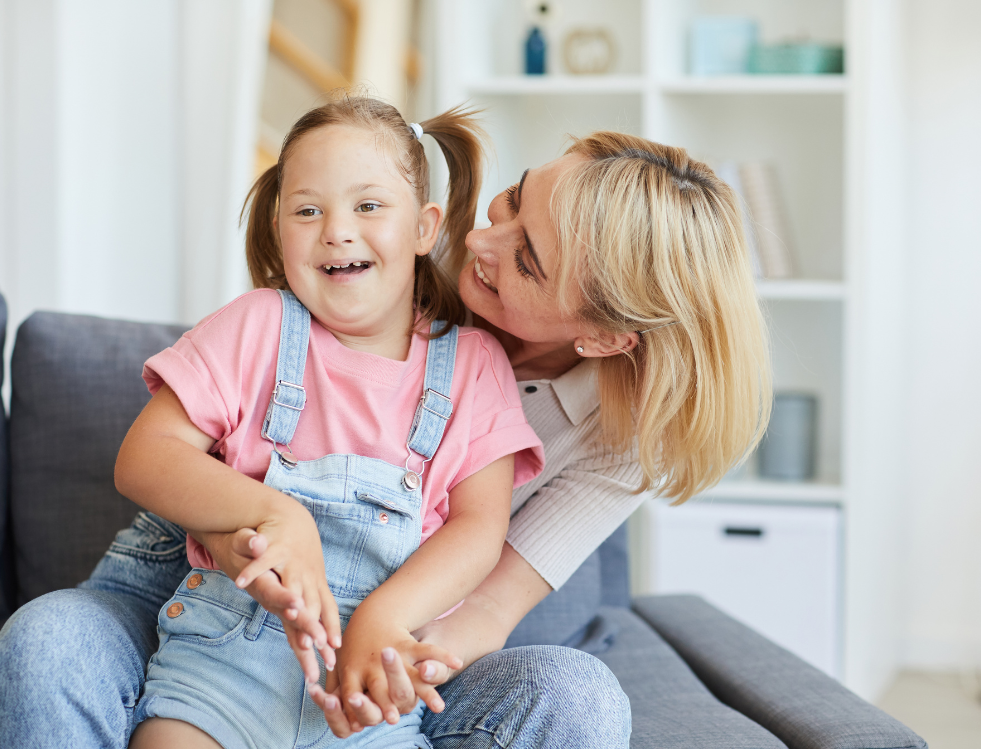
left=318, top=581, right=342, bottom=650
left=229, top=528, right=266, bottom=560
left=379, top=648, right=418, bottom=713
left=364, top=674, right=400, bottom=725
left=235, top=554, right=280, bottom=589
left=284, top=623, right=321, bottom=684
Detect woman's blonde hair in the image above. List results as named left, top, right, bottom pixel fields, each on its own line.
left=242, top=94, right=486, bottom=335
left=550, top=132, right=771, bottom=502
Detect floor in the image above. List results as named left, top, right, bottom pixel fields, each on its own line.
left=877, top=671, right=981, bottom=749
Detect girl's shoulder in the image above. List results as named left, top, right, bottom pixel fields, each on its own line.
left=454, top=324, right=509, bottom=367
left=451, top=324, right=519, bottom=403
left=188, top=289, right=282, bottom=337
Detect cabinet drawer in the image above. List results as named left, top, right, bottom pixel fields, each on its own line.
left=653, top=501, right=841, bottom=676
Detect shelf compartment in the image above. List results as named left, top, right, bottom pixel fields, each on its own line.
left=467, top=75, right=646, bottom=95
left=756, top=279, right=846, bottom=300
left=660, top=75, right=848, bottom=95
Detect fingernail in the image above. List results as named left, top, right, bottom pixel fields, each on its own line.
left=324, top=695, right=338, bottom=710
left=387, top=710, right=399, bottom=724
left=286, top=608, right=297, bottom=620
left=235, top=577, right=246, bottom=588
left=302, top=635, right=312, bottom=649
left=422, top=664, right=435, bottom=678
left=316, top=638, right=326, bottom=650
left=381, top=648, right=395, bottom=663
left=349, top=695, right=362, bottom=707
left=332, top=636, right=342, bottom=648
left=248, top=536, right=257, bottom=550
left=434, top=698, right=444, bottom=711
left=325, top=661, right=334, bottom=672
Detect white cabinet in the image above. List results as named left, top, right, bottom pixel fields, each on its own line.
left=650, top=502, right=841, bottom=676
left=434, top=0, right=908, bottom=701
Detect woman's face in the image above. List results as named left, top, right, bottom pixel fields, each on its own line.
left=459, top=153, right=587, bottom=346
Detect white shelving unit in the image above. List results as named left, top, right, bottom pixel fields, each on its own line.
left=435, top=0, right=908, bottom=700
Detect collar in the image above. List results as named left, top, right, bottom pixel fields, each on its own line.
left=464, top=310, right=600, bottom=426
left=521, top=358, right=600, bottom=426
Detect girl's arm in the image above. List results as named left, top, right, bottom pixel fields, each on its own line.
left=327, top=453, right=515, bottom=725
left=114, top=384, right=342, bottom=677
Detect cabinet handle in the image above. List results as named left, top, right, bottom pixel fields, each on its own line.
left=724, top=526, right=764, bottom=537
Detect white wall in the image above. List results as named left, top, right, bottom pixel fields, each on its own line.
left=898, top=0, right=981, bottom=670
left=0, top=0, right=270, bottom=369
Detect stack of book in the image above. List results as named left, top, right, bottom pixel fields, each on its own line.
left=714, top=161, right=795, bottom=279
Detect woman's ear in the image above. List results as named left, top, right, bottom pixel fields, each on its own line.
left=575, top=331, right=640, bottom=358
left=416, top=202, right=443, bottom=257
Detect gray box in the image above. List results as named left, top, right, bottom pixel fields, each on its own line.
left=759, top=393, right=817, bottom=480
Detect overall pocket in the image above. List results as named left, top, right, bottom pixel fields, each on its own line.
left=157, top=595, right=250, bottom=648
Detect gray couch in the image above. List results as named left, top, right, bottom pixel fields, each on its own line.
left=0, top=299, right=927, bottom=749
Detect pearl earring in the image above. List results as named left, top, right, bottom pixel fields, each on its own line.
left=576, top=345, right=585, bottom=354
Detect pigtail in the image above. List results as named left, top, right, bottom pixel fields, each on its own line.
left=242, top=165, right=288, bottom=290
left=419, top=106, right=487, bottom=281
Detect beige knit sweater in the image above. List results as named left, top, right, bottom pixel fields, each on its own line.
left=506, top=358, right=646, bottom=589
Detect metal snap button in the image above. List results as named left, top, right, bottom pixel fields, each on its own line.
left=402, top=471, right=421, bottom=491
left=379, top=512, right=389, bottom=524
left=166, top=602, right=184, bottom=618
left=187, top=573, right=204, bottom=590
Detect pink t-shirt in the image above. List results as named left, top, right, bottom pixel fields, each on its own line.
left=143, top=289, right=544, bottom=568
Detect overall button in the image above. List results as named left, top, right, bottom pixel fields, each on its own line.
left=167, top=602, right=184, bottom=618
left=379, top=512, right=389, bottom=524
left=186, top=573, right=204, bottom=590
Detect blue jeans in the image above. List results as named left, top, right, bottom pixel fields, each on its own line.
left=0, top=515, right=631, bottom=748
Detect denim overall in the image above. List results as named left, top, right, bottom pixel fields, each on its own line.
left=136, top=291, right=458, bottom=749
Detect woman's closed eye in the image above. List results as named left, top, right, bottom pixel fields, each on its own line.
left=513, top=247, right=534, bottom=279
left=505, top=184, right=519, bottom=214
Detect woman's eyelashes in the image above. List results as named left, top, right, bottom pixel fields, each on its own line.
left=504, top=184, right=519, bottom=214
left=513, top=247, right=534, bottom=278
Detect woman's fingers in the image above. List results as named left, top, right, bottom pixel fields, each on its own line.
left=406, top=641, right=463, bottom=671
left=309, top=685, right=354, bottom=738
left=247, top=570, right=302, bottom=616
left=413, top=681, right=446, bottom=714
left=343, top=691, right=382, bottom=729
left=415, top=659, right=452, bottom=685
left=379, top=648, right=419, bottom=713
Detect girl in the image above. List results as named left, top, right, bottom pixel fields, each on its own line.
left=114, top=96, right=544, bottom=749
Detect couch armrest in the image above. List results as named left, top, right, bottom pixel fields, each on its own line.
left=633, top=595, right=926, bottom=749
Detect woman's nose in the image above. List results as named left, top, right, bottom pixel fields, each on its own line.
left=466, top=225, right=504, bottom=268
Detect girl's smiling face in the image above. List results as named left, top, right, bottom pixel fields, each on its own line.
left=278, top=124, right=441, bottom=353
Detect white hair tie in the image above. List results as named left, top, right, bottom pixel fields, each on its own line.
left=409, top=122, right=424, bottom=140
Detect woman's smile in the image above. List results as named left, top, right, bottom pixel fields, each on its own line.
left=473, top=259, right=498, bottom=293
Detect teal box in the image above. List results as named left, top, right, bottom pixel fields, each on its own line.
left=690, top=17, right=759, bottom=75
left=749, top=43, right=844, bottom=74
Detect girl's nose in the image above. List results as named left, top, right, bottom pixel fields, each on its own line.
left=321, top=211, right=356, bottom=246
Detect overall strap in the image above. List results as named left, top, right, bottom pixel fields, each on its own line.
left=405, top=321, right=458, bottom=461
left=261, top=290, right=310, bottom=449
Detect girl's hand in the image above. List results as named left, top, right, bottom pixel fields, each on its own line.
left=314, top=617, right=461, bottom=732
left=195, top=527, right=337, bottom=681
left=230, top=502, right=343, bottom=678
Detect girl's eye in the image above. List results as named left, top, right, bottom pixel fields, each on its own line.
left=298, top=207, right=321, bottom=217
left=356, top=202, right=381, bottom=213
left=504, top=184, right=519, bottom=213
left=513, top=247, right=533, bottom=279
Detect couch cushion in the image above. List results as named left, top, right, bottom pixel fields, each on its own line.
left=9, top=312, right=188, bottom=606
left=596, top=606, right=788, bottom=749
left=634, top=595, right=927, bottom=749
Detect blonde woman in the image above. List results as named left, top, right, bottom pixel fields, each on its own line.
left=0, top=133, right=769, bottom=749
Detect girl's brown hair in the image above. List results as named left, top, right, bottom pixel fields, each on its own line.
left=242, top=94, right=486, bottom=335
left=547, top=132, right=772, bottom=501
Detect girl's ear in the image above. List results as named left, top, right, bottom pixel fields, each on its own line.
left=416, top=202, right=443, bottom=257
left=574, top=330, right=640, bottom=358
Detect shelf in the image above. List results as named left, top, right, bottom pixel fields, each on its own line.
left=696, top=480, right=845, bottom=504
left=756, top=280, right=847, bottom=300
left=466, top=75, right=646, bottom=95
left=660, top=75, right=848, bottom=95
